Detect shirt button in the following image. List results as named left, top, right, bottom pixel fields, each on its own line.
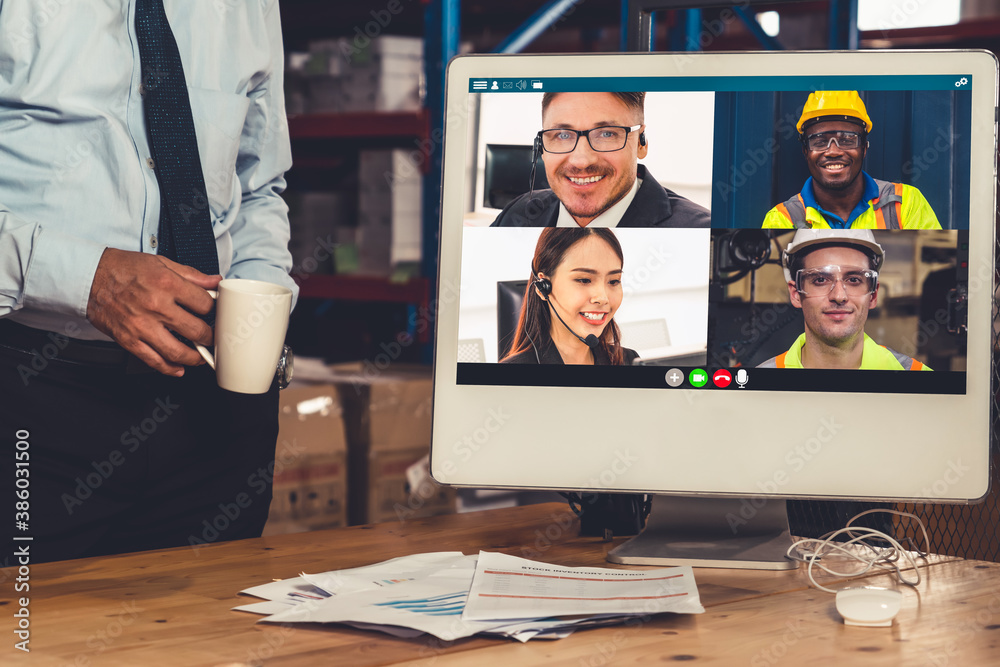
left=146, top=157, right=155, bottom=169
left=150, top=234, right=158, bottom=249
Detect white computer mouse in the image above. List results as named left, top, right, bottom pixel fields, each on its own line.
left=835, top=586, right=903, bottom=627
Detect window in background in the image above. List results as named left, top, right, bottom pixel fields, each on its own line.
left=858, top=0, right=961, bottom=31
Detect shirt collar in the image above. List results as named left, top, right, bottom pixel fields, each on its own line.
left=800, top=171, right=879, bottom=228
left=557, top=173, right=642, bottom=228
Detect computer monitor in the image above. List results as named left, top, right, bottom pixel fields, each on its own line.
left=431, top=51, right=997, bottom=569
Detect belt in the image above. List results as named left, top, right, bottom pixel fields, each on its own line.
left=0, top=319, right=140, bottom=368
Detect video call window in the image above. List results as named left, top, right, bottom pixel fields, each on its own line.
left=464, top=91, right=714, bottom=228
left=708, top=228, right=967, bottom=373
left=712, top=89, right=971, bottom=230
left=457, top=227, right=710, bottom=365
left=452, top=76, right=971, bottom=396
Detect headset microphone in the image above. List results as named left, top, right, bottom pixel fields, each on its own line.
left=533, top=276, right=600, bottom=349
left=528, top=134, right=542, bottom=195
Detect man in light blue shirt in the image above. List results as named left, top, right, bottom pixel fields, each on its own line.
left=0, top=2, right=297, bottom=561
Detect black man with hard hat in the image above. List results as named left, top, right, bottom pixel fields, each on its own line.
left=762, top=91, right=941, bottom=230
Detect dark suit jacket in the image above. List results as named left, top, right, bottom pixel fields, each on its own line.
left=502, top=338, right=639, bottom=365
left=490, top=165, right=710, bottom=228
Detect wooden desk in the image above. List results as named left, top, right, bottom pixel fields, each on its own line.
left=5, top=503, right=1000, bottom=665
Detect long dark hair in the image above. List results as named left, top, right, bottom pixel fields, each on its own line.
left=502, top=228, right=626, bottom=364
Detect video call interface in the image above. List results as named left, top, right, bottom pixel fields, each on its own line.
left=452, top=74, right=973, bottom=395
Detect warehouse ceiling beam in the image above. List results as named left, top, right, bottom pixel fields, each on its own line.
left=732, top=5, right=783, bottom=50
left=492, top=0, right=585, bottom=54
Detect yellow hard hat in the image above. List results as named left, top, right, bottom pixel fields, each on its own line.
left=796, top=91, right=873, bottom=133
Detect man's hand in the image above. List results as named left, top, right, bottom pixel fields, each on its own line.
left=86, top=248, right=222, bottom=376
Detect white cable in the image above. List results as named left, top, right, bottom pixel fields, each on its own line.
left=786, top=509, right=930, bottom=594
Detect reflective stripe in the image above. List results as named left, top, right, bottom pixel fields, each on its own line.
left=885, top=345, right=922, bottom=370
left=779, top=180, right=904, bottom=229
left=871, top=179, right=902, bottom=230
left=874, top=205, right=887, bottom=229
left=775, top=202, right=791, bottom=225
left=775, top=351, right=787, bottom=368
left=756, top=354, right=782, bottom=369
left=776, top=196, right=809, bottom=229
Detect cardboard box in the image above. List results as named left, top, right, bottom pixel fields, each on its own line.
left=357, top=150, right=422, bottom=275
left=324, top=363, right=454, bottom=524
left=285, top=191, right=356, bottom=275
left=368, top=448, right=457, bottom=525
left=264, top=382, right=349, bottom=534
left=304, top=36, right=423, bottom=113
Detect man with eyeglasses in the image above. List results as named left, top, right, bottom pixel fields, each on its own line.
left=490, top=92, right=710, bottom=228
left=758, top=229, right=931, bottom=370
left=762, top=91, right=941, bottom=230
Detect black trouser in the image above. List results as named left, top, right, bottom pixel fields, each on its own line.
left=0, top=322, right=278, bottom=563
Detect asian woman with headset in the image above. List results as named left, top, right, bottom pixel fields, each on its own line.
left=501, top=228, right=638, bottom=365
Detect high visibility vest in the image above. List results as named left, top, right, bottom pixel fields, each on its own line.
left=775, top=179, right=903, bottom=230
left=757, top=334, right=931, bottom=370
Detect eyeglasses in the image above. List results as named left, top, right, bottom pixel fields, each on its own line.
left=794, top=265, right=878, bottom=298
left=538, top=125, right=642, bottom=153
left=803, top=130, right=864, bottom=152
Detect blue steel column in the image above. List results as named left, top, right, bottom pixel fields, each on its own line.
left=422, top=0, right=459, bottom=361
left=667, top=9, right=701, bottom=51
left=828, top=0, right=859, bottom=49
left=684, top=9, right=701, bottom=50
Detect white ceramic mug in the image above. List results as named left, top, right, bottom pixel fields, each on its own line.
left=194, top=278, right=293, bottom=394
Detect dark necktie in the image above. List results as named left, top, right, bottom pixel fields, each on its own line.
left=134, top=0, right=220, bottom=276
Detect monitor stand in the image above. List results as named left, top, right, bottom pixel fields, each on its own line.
left=606, top=496, right=798, bottom=570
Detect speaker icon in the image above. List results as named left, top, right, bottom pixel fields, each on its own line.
left=516, top=79, right=528, bottom=91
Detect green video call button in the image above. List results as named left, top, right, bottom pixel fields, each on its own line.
left=688, top=369, right=708, bottom=388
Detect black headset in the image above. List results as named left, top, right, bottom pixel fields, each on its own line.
left=531, top=272, right=599, bottom=350
left=532, top=274, right=552, bottom=298
left=639, top=131, right=646, bottom=147
left=528, top=135, right=543, bottom=196
left=531, top=134, right=542, bottom=164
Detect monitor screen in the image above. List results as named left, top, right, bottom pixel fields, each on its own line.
left=431, top=51, right=996, bottom=564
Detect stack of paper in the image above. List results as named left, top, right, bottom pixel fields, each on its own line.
left=235, top=551, right=703, bottom=642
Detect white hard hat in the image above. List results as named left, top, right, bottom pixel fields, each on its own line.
left=781, top=229, right=884, bottom=283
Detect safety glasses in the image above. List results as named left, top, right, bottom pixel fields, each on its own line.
left=795, top=265, right=878, bottom=297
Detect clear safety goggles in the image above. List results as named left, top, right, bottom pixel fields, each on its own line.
left=803, top=130, right=864, bottom=151
left=794, top=265, right=878, bottom=298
